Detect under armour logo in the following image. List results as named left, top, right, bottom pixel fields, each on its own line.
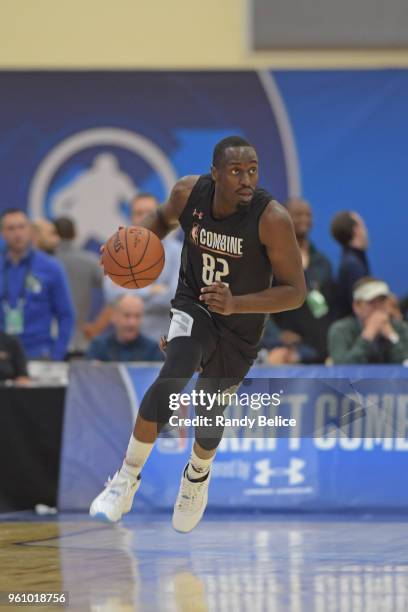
left=254, top=458, right=305, bottom=487
left=193, top=208, right=204, bottom=219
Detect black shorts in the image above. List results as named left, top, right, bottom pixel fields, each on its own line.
left=168, top=300, right=253, bottom=380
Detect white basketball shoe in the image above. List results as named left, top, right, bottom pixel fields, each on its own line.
left=90, top=468, right=141, bottom=523
left=172, top=466, right=211, bottom=533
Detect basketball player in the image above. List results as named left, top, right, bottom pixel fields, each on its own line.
left=90, top=136, right=306, bottom=531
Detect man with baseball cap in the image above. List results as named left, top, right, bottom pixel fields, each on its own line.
left=328, top=277, right=408, bottom=364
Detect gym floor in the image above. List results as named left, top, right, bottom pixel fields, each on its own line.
left=0, top=512, right=407, bottom=611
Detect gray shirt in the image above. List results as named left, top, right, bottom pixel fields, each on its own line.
left=56, top=240, right=103, bottom=352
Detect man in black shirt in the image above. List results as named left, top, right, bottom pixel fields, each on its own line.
left=90, top=136, right=306, bottom=531
left=331, top=211, right=370, bottom=317
left=0, top=332, right=29, bottom=384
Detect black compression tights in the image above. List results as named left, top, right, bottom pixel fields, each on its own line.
left=138, top=337, right=228, bottom=451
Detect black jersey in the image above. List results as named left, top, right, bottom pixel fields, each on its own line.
left=172, top=174, right=273, bottom=357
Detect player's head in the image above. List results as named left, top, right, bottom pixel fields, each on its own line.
left=331, top=211, right=368, bottom=249
left=31, top=218, right=60, bottom=254
left=352, top=277, right=390, bottom=322
left=54, top=217, right=76, bottom=241
left=112, top=294, right=145, bottom=343
left=211, top=136, right=258, bottom=209
left=286, top=198, right=312, bottom=240
left=131, top=193, right=159, bottom=226
left=0, top=208, right=32, bottom=254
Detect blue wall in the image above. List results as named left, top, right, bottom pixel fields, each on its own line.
left=0, top=70, right=406, bottom=295
left=275, top=70, right=408, bottom=295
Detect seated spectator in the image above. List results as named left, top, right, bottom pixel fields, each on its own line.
left=0, top=209, right=75, bottom=360
left=0, top=331, right=30, bottom=385
left=54, top=217, right=103, bottom=356
left=328, top=277, right=408, bottom=364
left=86, top=295, right=163, bottom=362
left=331, top=211, right=370, bottom=317
left=260, top=318, right=318, bottom=365
left=31, top=219, right=61, bottom=255
left=272, top=198, right=335, bottom=363
left=97, top=193, right=181, bottom=342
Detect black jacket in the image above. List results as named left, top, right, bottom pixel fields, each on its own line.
left=0, top=332, right=28, bottom=381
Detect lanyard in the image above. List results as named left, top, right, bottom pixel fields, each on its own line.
left=2, top=253, right=33, bottom=308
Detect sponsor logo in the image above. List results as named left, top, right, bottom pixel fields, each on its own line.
left=113, top=231, right=124, bottom=253
left=254, top=458, right=305, bottom=487
left=191, top=223, right=200, bottom=246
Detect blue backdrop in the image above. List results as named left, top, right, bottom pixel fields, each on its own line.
left=0, top=70, right=407, bottom=294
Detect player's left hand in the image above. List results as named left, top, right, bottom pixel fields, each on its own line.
left=199, top=281, right=235, bottom=315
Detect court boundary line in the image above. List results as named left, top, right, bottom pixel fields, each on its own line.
left=10, top=525, right=113, bottom=547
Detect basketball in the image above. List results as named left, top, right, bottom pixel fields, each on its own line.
left=102, top=226, right=165, bottom=288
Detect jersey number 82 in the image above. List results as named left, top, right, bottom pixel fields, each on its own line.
left=202, top=253, right=230, bottom=286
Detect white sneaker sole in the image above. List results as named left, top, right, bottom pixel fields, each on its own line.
left=90, top=511, right=120, bottom=523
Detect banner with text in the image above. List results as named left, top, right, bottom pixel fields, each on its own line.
left=58, top=363, right=408, bottom=512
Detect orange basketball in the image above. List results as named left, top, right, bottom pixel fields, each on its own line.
left=102, top=226, right=165, bottom=289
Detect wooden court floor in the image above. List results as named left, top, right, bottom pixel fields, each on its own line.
left=0, top=512, right=407, bottom=611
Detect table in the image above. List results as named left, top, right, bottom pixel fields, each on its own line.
left=0, top=386, right=65, bottom=512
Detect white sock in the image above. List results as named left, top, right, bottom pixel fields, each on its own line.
left=187, top=447, right=215, bottom=481
left=122, top=435, right=154, bottom=478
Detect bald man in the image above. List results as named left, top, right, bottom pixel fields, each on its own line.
left=85, top=294, right=163, bottom=362
left=31, top=219, right=60, bottom=255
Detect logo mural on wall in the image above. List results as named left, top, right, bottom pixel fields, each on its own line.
left=0, top=71, right=300, bottom=248
left=28, top=128, right=178, bottom=246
